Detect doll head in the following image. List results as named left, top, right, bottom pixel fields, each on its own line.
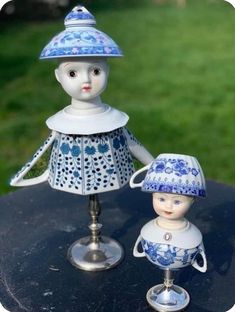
left=152, top=192, right=194, bottom=220
left=54, top=57, right=109, bottom=101
left=130, top=153, right=206, bottom=228
left=40, top=5, right=122, bottom=107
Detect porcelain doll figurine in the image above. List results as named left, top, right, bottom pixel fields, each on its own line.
left=130, top=153, right=207, bottom=311
left=10, top=5, right=154, bottom=271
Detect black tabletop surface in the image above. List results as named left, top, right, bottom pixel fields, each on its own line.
left=0, top=180, right=234, bottom=312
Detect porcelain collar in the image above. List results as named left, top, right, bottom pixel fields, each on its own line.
left=140, top=218, right=202, bottom=249
left=46, top=104, right=129, bottom=134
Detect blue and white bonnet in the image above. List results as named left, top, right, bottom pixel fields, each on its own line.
left=40, top=5, right=123, bottom=59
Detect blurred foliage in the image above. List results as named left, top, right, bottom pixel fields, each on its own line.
left=1, top=0, right=151, bottom=20
left=1, top=0, right=235, bottom=194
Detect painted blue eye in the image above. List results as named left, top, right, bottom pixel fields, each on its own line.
left=174, top=200, right=181, bottom=205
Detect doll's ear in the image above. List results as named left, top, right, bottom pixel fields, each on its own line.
left=55, top=68, right=61, bottom=83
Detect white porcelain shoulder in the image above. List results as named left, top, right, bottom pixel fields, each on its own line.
left=140, top=218, right=202, bottom=249
left=46, top=104, right=129, bottom=134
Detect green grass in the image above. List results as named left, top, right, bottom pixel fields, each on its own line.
left=1, top=0, right=235, bottom=194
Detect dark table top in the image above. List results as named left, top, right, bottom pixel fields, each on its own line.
left=0, top=180, right=234, bottom=312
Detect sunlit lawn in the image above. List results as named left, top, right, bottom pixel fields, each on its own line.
left=1, top=0, right=235, bottom=194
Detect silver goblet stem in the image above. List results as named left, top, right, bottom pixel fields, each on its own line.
left=67, top=193, right=124, bottom=271
left=163, top=269, right=174, bottom=288
left=88, top=194, right=102, bottom=244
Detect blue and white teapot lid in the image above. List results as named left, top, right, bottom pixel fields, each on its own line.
left=130, top=153, right=206, bottom=198
left=40, top=5, right=123, bottom=59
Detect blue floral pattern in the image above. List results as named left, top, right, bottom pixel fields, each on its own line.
left=142, top=239, right=200, bottom=269
left=142, top=156, right=206, bottom=197
left=65, top=10, right=95, bottom=25
left=48, top=128, right=135, bottom=195
left=150, top=158, right=199, bottom=177
left=40, top=6, right=123, bottom=59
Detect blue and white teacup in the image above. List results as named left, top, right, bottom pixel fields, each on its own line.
left=133, top=231, right=207, bottom=272
left=130, top=153, right=206, bottom=198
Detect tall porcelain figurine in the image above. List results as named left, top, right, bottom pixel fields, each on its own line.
left=130, top=153, right=207, bottom=311
left=10, top=5, right=153, bottom=271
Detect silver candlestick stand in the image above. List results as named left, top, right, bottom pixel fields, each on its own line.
left=146, top=269, right=190, bottom=311
left=67, top=194, right=124, bottom=271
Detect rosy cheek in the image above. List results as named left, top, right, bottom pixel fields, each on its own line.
left=92, top=81, right=99, bottom=90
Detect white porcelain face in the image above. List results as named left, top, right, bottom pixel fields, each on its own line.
left=55, top=58, right=109, bottom=101
left=152, top=192, right=193, bottom=220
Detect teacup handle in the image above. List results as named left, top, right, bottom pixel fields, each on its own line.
left=129, top=164, right=151, bottom=188
left=133, top=235, right=145, bottom=258
left=192, top=247, right=207, bottom=273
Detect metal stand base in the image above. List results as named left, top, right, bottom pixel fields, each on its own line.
left=147, top=284, right=190, bottom=312
left=67, top=235, right=124, bottom=271
left=68, top=194, right=124, bottom=271
left=146, top=269, right=190, bottom=312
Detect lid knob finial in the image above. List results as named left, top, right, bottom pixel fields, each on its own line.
left=64, top=5, right=96, bottom=28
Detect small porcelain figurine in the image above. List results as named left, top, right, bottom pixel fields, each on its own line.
left=10, top=5, right=153, bottom=271
left=130, top=153, right=207, bottom=311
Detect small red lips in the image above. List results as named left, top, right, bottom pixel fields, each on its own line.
left=82, top=85, right=91, bottom=92
left=164, top=211, right=173, bottom=215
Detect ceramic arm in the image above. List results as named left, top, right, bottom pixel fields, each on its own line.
left=10, top=131, right=57, bottom=187
left=124, top=128, right=154, bottom=165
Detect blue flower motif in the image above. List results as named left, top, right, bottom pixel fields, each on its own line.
left=106, top=169, right=114, bottom=175
left=182, top=250, right=189, bottom=265
left=159, top=184, right=173, bottom=193
left=165, top=167, right=173, bottom=174
left=173, top=161, right=184, bottom=171
left=98, top=143, right=109, bottom=154
left=119, top=135, right=126, bottom=146
left=113, top=138, right=120, bottom=149
left=144, top=241, right=159, bottom=261
left=60, top=143, right=70, bottom=155
left=191, top=168, right=199, bottom=176
left=73, top=171, right=80, bottom=178
left=155, top=161, right=165, bottom=172
left=71, top=145, right=81, bottom=157
left=81, top=31, right=97, bottom=43
left=172, top=160, right=189, bottom=176
left=179, top=167, right=189, bottom=175
left=155, top=247, right=177, bottom=266
left=85, top=146, right=96, bottom=155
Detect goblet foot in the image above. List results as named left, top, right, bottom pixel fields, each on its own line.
left=146, top=283, right=190, bottom=312
left=67, top=235, right=124, bottom=271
